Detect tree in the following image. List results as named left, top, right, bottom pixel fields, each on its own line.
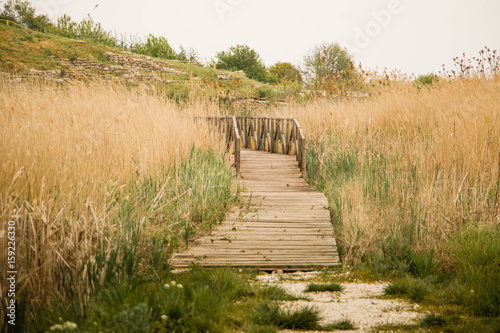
left=269, top=62, right=303, bottom=84
left=303, top=42, right=358, bottom=91
left=215, top=45, right=277, bottom=84
left=1, top=0, right=52, bottom=31
left=177, top=45, right=200, bottom=62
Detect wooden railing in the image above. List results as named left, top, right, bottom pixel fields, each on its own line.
left=195, top=116, right=307, bottom=178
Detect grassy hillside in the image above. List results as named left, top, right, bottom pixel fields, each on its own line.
left=0, top=22, right=291, bottom=107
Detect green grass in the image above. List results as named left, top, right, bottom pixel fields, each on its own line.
left=305, top=283, right=343, bottom=293
left=384, top=280, right=410, bottom=297
left=376, top=314, right=500, bottom=333
left=253, top=302, right=322, bottom=331
left=34, top=266, right=308, bottom=332
left=323, top=319, right=357, bottom=331
left=420, top=313, right=447, bottom=328
left=449, top=226, right=500, bottom=317
left=258, top=285, right=303, bottom=301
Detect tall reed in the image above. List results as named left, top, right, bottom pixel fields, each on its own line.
left=276, top=77, right=500, bottom=265
left=0, top=80, right=230, bottom=312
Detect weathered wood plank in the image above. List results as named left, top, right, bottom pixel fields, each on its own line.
left=170, top=148, right=339, bottom=270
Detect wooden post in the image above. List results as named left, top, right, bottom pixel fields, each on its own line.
left=232, top=116, right=241, bottom=177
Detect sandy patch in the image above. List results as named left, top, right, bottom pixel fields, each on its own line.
left=257, top=272, right=423, bottom=333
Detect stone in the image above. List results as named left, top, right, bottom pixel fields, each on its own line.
left=217, top=73, right=231, bottom=80
left=234, top=70, right=247, bottom=78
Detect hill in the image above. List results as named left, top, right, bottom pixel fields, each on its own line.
left=0, top=22, right=289, bottom=113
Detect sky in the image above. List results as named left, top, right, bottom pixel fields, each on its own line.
left=28, top=0, right=500, bottom=75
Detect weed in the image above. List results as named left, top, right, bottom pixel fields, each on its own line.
left=409, top=249, right=441, bottom=278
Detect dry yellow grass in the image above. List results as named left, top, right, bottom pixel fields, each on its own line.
left=277, top=77, right=500, bottom=263
left=0, top=80, right=224, bottom=306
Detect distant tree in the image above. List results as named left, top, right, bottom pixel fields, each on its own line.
left=303, top=42, right=358, bottom=91
left=216, top=45, right=277, bottom=84
left=1, top=0, right=52, bottom=31
left=132, top=34, right=177, bottom=60
left=269, top=62, right=303, bottom=84
left=177, top=45, right=200, bottom=62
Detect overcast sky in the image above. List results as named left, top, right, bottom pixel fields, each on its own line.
left=29, top=0, right=500, bottom=75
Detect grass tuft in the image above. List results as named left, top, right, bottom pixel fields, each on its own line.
left=420, top=314, right=447, bottom=328
left=305, top=283, right=343, bottom=293
left=384, top=281, right=410, bottom=296
left=323, top=318, right=357, bottom=331
left=253, top=302, right=322, bottom=330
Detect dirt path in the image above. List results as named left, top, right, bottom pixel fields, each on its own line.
left=257, top=272, right=424, bottom=333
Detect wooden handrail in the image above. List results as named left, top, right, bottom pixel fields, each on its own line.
left=193, top=116, right=307, bottom=178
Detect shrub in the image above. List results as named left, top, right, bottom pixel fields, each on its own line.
left=416, top=73, right=439, bottom=86
left=50, top=14, right=117, bottom=46
left=131, top=34, right=177, bottom=60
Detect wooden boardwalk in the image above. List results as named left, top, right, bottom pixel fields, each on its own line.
left=170, top=149, right=340, bottom=271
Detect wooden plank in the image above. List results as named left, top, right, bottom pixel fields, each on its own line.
left=171, top=141, right=339, bottom=270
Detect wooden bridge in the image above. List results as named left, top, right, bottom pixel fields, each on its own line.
left=170, top=116, right=340, bottom=271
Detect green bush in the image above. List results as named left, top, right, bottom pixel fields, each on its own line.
left=131, top=34, right=177, bottom=60
left=50, top=14, right=117, bottom=46
left=416, top=73, right=439, bottom=86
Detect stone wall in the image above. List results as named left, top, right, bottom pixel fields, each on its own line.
left=105, top=52, right=185, bottom=74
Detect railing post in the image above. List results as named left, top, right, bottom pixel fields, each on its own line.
left=300, top=137, right=307, bottom=179
left=232, top=116, right=241, bottom=177
left=194, top=116, right=305, bottom=178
